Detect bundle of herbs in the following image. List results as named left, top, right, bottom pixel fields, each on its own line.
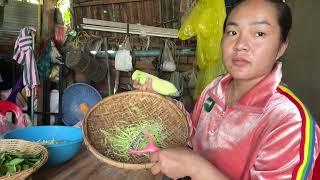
left=0, top=150, right=41, bottom=177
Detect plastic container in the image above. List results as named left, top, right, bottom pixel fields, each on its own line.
left=62, top=83, right=102, bottom=126
left=4, top=126, right=83, bottom=166
left=49, top=89, right=59, bottom=125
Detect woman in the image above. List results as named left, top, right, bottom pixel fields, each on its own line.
left=134, top=0, right=320, bottom=179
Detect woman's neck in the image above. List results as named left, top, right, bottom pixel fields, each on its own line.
left=226, top=76, right=266, bottom=106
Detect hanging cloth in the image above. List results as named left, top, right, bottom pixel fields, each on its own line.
left=12, top=27, right=39, bottom=97
left=0, top=72, right=3, bottom=83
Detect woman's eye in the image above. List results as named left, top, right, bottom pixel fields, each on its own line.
left=227, top=31, right=237, bottom=36
left=256, top=32, right=265, bottom=37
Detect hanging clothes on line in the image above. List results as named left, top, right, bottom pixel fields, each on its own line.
left=12, top=27, right=39, bottom=97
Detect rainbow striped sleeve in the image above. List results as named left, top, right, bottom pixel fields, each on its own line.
left=277, top=85, right=316, bottom=180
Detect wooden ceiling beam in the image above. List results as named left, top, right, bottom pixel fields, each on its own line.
left=81, top=18, right=179, bottom=38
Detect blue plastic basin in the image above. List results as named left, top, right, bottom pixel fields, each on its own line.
left=4, top=126, right=83, bottom=166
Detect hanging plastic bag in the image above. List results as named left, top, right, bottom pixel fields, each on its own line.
left=0, top=114, right=17, bottom=135
left=161, top=39, right=176, bottom=72
left=0, top=113, right=31, bottom=135
left=50, top=41, right=63, bottom=64
left=178, top=0, right=226, bottom=99
left=49, top=65, right=60, bottom=83
left=54, top=24, right=65, bottom=46
left=115, top=36, right=133, bottom=72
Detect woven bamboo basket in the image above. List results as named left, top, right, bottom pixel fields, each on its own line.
left=0, top=139, right=48, bottom=180
left=83, top=91, right=189, bottom=170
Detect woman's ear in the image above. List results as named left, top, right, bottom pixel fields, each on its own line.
left=276, top=39, right=289, bottom=60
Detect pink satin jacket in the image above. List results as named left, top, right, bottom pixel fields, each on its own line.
left=181, top=63, right=320, bottom=179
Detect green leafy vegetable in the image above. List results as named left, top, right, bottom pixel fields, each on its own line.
left=100, top=119, right=168, bottom=162
left=0, top=150, right=41, bottom=177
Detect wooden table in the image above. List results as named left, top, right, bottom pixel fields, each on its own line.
left=32, top=146, right=163, bottom=180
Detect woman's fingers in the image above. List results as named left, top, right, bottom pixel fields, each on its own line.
left=150, top=163, right=161, bottom=175
left=150, top=152, right=161, bottom=175
left=132, top=79, right=153, bottom=92
left=141, top=83, right=148, bottom=91
left=146, top=78, right=153, bottom=89
left=150, top=151, right=160, bottom=162
left=132, top=80, right=141, bottom=89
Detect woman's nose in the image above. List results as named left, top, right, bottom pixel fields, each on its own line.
left=234, top=35, right=249, bottom=51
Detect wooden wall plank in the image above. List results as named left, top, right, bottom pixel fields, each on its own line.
left=173, top=0, right=180, bottom=28
left=73, top=0, right=143, bottom=7
left=153, top=0, right=160, bottom=26
left=42, top=0, right=55, bottom=42
left=144, top=0, right=153, bottom=25
left=136, top=1, right=142, bottom=23
left=128, top=2, right=135, bottom=24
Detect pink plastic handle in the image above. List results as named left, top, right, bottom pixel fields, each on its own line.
left=0, top=100, right=26, bottom=128
left=128, top=130, right=160, bottom=155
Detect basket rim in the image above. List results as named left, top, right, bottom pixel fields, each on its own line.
left=82, top=91, right=189, bottom=170
left=4, top=126, right=83, bottom=148
left=0, top=139, right=48, bottom=179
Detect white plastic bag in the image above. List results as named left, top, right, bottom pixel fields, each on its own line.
left=0, top=113, right=16, bottom=135
left=115, top=36, right=133, bottom=72
left=0, top=100, right=31, bottom=136
left=161, top=39, right=176, bottom=72
left=0, top=113, right=32, bottom=135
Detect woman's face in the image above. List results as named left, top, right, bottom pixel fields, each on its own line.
left=222, top=0, right=288, bottom=81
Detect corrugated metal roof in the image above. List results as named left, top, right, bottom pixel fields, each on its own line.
left=0, top=0, right=38, bottom=56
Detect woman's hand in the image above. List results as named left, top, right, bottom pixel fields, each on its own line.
left=149, top=147, right=195, bottom=179
left=149, top=147, right=229, bottom=180
left=132, top=78, right=154, bottom=92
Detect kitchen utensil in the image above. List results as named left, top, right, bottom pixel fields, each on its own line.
left=128, top=130, right=160, bottom=155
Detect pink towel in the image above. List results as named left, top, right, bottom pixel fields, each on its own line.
left=12, top=27, right=39, bottom=97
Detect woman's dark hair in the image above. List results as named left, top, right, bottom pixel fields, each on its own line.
left=223, top=0, right=292, bottom=43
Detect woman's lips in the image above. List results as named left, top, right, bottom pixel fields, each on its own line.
left=232, top=57, right=250, bottom=67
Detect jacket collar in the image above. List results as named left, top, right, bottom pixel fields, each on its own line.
left=208, top=62, right=282, bottom=113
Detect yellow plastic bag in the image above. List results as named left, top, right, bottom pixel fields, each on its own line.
left=178, top=0, right=226, bottom=99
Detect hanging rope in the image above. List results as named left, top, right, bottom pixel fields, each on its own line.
left=72, top=30, right=90, bottom=49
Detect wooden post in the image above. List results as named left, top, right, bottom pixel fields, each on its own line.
left=39, top=0, right=55, bottom=124
left=41, top=0, right=55, bottom=42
